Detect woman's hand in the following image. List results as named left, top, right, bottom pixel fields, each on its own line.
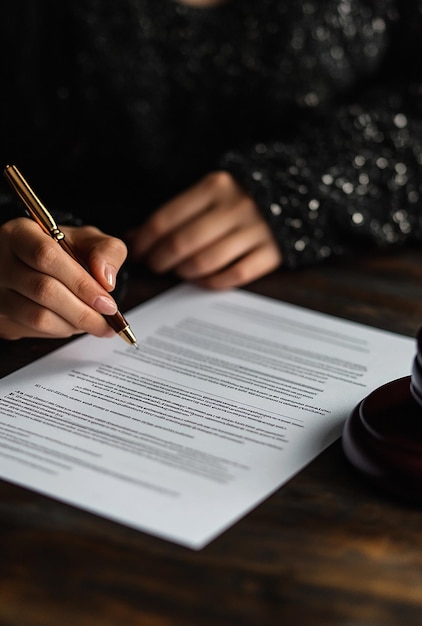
left=127, top=171, right=282, bottom=289
left=0, top=218, right=128, bottom=340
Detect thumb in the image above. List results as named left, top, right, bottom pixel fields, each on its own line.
left=64, top=226, right=128, bottom=292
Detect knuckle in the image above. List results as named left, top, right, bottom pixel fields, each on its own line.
left=111, top=236, right=128, bottom=258
left=186, top=255, right=209, bottom=276
left=31, top=239, right=60, bottom=272
left=31, top=274, right=56, bottom=302
left=73, top=307, right=94, bottom=332
left=1, top=220, right=15, bottom=238
left=227, top=263, right=251, bottom=285
left=2, top=217, right=27, bottom=237
left=146, top=213, right=169, bottom=238
left=166, top=234, right=189, bottom=257
left=199, top=274, right=225, bottom=290
left=205, top=170, right=233, bottom=191
left=72, top=274, right=94, bottom=297
left=100, top=235, right=128, bottom=260
left=27, top=307, right=55, bottom=334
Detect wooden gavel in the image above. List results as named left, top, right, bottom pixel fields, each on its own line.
left=342, top=328, right=422, bottom=503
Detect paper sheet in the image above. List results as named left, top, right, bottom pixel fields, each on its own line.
left=0, top=284, right=416, bottom=548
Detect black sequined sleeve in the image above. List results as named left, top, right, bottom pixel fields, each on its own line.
left=220, top=2, right=422, bottom=269
left=220, top=95, right=422, bottom=269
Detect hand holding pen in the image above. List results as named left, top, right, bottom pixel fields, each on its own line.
left=0, top=164, right=137, bottom=346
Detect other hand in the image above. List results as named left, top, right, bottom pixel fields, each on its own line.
left=126, top=171, right=282, bottom=289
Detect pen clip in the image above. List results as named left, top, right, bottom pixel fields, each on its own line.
left=3, top=164, right=63, bottom=240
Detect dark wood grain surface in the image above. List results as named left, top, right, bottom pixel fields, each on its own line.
left=1, top=251, right=422, bottom=626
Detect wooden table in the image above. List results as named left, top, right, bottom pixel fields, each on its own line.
left=1, top=250, right=422, bottom=626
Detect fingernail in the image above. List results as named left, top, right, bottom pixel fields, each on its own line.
left=104, top=264, right=117, bottom=289
left=93, top=295, right=117, bottom=315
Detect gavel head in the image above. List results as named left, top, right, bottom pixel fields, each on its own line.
left=342, top=326, right=422, bottom=502
left=410, top=327, right=422, bottom=408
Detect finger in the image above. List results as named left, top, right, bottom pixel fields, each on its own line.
left=194, top=244, right=283, bottom=290
left=175, top=222, right=282, bottom=279
left=14, top=268, right=117, bottom=336
left=145, top=197, right=258, bottom=273
left=128, top=171, right=241, bottom=258
left=128, top=180, right=216, bottom=257
left=0, top=290, right=86, bottom=340
left=146, top=197, right=246, bottom=272
left=0, top=313, right=60, bottom=340
left=1, top=237, right=118, bottom=338
left=66, top=226, right=128, bottom=291
left=13, top=226, right=119, bottom=316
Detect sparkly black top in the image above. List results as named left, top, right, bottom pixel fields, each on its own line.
left=1, top=0, right=422, bottom=269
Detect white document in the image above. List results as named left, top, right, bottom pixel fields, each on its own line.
left=0, top=284, right=416, bottom=549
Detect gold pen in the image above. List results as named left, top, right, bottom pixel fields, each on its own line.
left=3, top=164, right=138, bottom=348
